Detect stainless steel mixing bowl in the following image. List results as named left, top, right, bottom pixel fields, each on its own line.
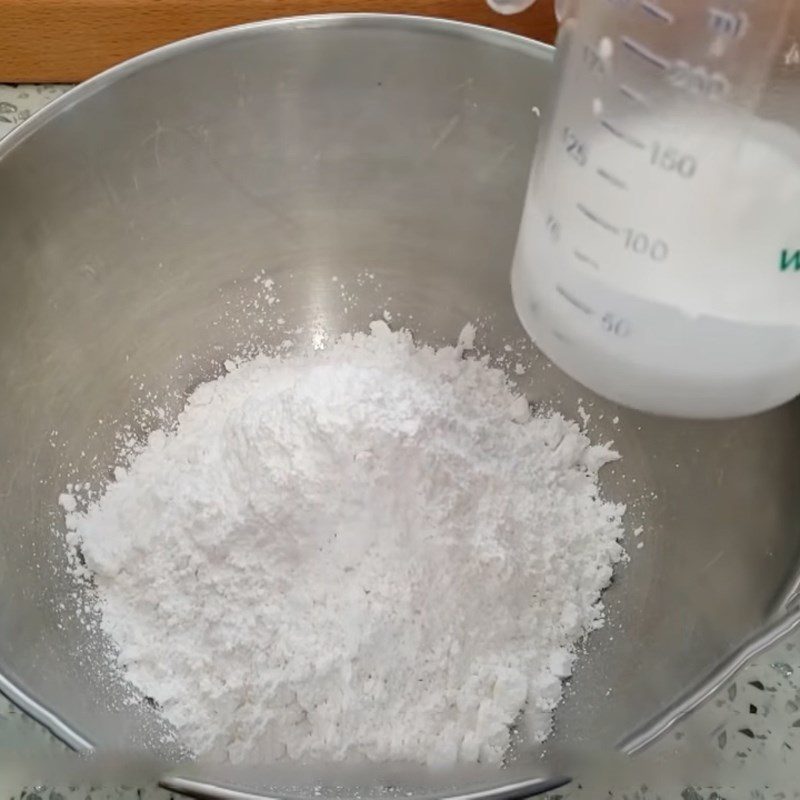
left=1, top=14, right=800, bottom=799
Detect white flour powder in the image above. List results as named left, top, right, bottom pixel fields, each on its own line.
left=63, top=321, right=626, bottom=766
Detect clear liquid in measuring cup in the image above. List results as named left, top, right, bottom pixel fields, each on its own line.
left=512, top=1, right=800, bottom=417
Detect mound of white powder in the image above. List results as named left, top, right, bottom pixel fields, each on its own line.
left=63, top=321, right=625, bottom=766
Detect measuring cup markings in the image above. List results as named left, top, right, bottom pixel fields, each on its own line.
left=649, top=143, right=698, bottom=178
left=619, top=82, right=650, bottom=107
left=549, top=111, right=677, bottom=331
left=616, top=3, right=740, bottom=102
left=556, top=284, right=596, bottom=316
left=707, top=8, right=748, bottom=41
left=623, top=230, right=669, bottom=262
left=574, top=250, right=601, bottom=271
left=574, top=30, right=714, bottom=277
left=576, top=202, right=621, bottom=236
left=668, top=62, right=731, bottom=99
left=550, top=329, right=575, bottom=345
left=609, top=0, right=752, bottom=44
left=581, top=121, right=672, bottom=268
left=601, top=313, right=632, bottom=338
left=544, top=0, right=747, bottom=334
left=638, top=1, right=674, bottom=26
left=562, top=126, right=589, bottom=165
left=582, top=43, right=610, bottom=77
left=513, top=0, right=800, bottom=415
left=621, top=35, right=670, bottom=71
left=600, top=117, right=646, bottom=149
left=596, top=167, right=628, bottom=190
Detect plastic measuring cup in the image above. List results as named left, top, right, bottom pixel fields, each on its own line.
left=511, top=0, right=800, bottom=417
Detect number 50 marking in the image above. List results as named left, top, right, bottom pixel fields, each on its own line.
left=602, top=313, right=631, bottom=338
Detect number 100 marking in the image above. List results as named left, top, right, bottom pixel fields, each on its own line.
left=624, top=228, right=669, bottom=262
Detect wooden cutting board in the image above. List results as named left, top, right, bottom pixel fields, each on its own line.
left=0, top=1, right=557, bottom=83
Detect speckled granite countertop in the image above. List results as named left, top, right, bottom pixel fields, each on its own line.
left=1, top=82, right=799, bottom=800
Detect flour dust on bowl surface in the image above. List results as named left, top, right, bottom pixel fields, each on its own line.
left=0, top=14, right=800, bottom=800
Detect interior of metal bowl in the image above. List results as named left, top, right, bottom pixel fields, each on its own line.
left=1, top=14, right=800, bottom=799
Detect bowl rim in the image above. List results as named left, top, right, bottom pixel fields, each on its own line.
left=0, top=12, right=554, bottom=163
